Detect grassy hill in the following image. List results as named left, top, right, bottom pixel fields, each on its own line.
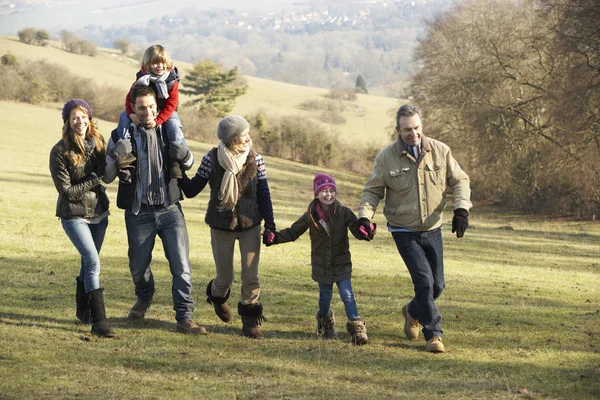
left=0, top=36, right=400, bottom=146
left=0, top=101, right=599, bottom=399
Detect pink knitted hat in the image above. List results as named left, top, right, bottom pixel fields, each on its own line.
left=313, top=173, right=337, bottom=197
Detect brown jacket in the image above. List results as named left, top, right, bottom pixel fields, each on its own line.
left=274, top=199, right=365, bottom=284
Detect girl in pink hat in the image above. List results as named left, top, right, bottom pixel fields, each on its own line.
left=264, top=173, right=375, bottom=345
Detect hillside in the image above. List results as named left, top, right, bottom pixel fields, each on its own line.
left=0, top=36, right=400, bottom=146
left=0, top=101, right=599, bottom=399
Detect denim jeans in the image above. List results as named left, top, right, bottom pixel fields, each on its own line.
left=61, top=216, right=108, bottom=292
left=124, top=202, right=194, bottom=322
left=117, top=111, right=183, bottom=144
left=318, top=279, right=359, bottom=320
left=392, top=227, right=445, bottom=340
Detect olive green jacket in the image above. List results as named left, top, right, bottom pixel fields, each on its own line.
left=274, top=199, right=365, bottom=284
left=358, top=135, right=471, bottom=231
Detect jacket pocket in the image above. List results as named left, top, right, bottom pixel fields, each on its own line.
left=425, top=162, right=444, bottom=185
left=388, top=168, right=411, bottom=193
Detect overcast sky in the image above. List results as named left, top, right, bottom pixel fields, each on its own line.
left=0, top=0, right=300, bottom=35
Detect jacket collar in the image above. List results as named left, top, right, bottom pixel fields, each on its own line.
left=396, top=134, right=431, bottom=157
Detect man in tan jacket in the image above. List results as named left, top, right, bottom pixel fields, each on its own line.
left=358, top=104, right=472, bottom=353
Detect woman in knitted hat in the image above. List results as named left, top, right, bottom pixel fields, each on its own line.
left=49, top=99, right=114, bottom=338
left=179, top=114, right=276, bottom=339
left=263, top=173, right=374, bottom=345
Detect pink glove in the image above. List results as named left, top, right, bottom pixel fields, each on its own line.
left=359, top=224, right=376, bottom=238
left=266, top=232, right=275, bottom=244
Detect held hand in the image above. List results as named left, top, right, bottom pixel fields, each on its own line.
left=359, top=223, right=376, bottom=240
left=262, top=229, right=277, bottom=246
left=129, top=113, right=140, bottom=125
left=358, top=218, right=374, bottom=240
left=452, top=208, right=469, bottom=238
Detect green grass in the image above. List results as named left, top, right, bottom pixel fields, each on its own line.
left=0, top=36, right=400, bottom=147
left=1, top=101, right=600, bottom=400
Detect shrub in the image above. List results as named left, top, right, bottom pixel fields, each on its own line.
left=1, top=54, right=18, bottom=66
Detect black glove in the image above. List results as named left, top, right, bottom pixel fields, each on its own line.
left=452, top=208, right=469, bottom=238
left=358, top=218, right=374, bottom=240
left=169, top=141, right=192, bottom=163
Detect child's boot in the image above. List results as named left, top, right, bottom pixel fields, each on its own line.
left=316, top=310, right=336, bottom=339
left=346, top=317, right=368, bottom=345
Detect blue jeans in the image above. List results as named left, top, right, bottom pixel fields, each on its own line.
left=61, top=217, right=108, bottom=292
left=124, top=202, right=194, bottom=322
left=318, top=279, right=359, bottom=320
left=117, top=111, right=183, bottom=143
left=392, top=228, right=445, bottom=340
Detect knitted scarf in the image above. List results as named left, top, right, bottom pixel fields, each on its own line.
left=139, top=126, right=164, bottom=206
left=134, top=70, right=170, bottom=99
left=217, top=141, right=250, bottom=210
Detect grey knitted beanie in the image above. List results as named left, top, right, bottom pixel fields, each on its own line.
left=217, top=115, right=250, bottom=145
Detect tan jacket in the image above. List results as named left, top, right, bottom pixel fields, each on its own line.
left=358, top=135, right=471, bottom=231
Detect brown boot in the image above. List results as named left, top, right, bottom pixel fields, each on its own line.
left=176, top=319, right=207, bottom=335
left=316, top=310, right=336, bottom=339
left=206, top=279, right=232, bottom=323
left=346, top=317, right=368, bottom=346
left=127, top=298, right=152, bottom=320
left=88, top=289, right=115, bottom=338
left=402, top=304, right=419, bottom=341
left=238, top=302, right=265, bottom=340
left=426, top=336, right=445, bottom=353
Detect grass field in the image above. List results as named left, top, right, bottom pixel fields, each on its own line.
left=0, top=36, right=400, bottom=147
left=0, top=101, right=599, bottom=399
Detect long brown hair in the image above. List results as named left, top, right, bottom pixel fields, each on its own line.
left=62, top=105, right=105, bottom=166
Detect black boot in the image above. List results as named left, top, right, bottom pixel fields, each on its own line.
left=316, top=310, right=336, bottom=339
left=88, top=289, right=115, bottom=338
left=206, top=279, right=232, bottom=323
left=238, top=302, right=265, bottom=340
left=75, top=277, right=91, bottom=324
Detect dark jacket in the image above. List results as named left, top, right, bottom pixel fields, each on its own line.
left=205, top=147, right=263, bottom=231
left=49, top=138, right=109, bottom=219
left=111, top=128, right=182, bottom=211
left=274, top=199, right=364, bottom=284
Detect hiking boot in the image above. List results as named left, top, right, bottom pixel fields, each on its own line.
left=238, top=302, right=265, bottom=340
left=88, top=288, right=115, bottom=338
left=402, top=304, right=419, bottom=341
left=426, top=336, right=445, bottom=353
left=75, top=277, right=91, bottom=324
left=316, top=310, right=336, bottom=339
left=127, top=298, right=152, bottom=320
left=116, top=153, right=137, bottom=169
left=206, top=279, right=232, bottom=323
left=176, top=320, right=207, bottom=335
left=346, top=317, right=368, bottom=346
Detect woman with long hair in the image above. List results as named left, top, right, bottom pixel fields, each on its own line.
left=49, top=99, right=114, bottom=337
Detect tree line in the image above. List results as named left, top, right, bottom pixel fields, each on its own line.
left=0, top=53, right=378, bottom=175
left=411, top=0, right=600, bottom=218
